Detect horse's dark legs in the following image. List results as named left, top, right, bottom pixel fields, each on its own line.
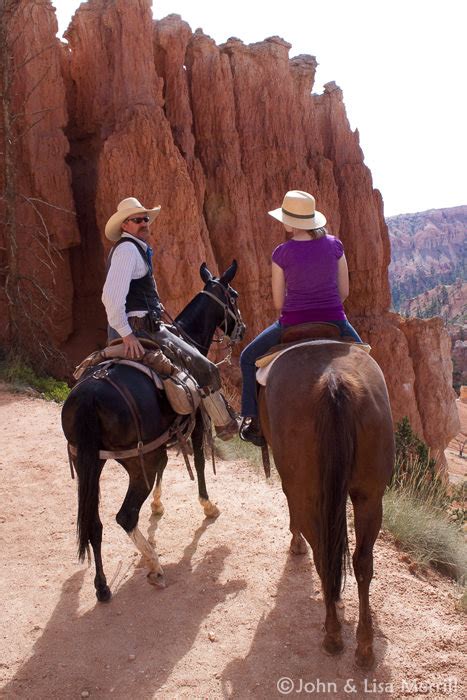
left=350, top=492, right=382, bottom=669
left=90, top=513, right=111, bottom=602
left=281, top=474, right=344, bottom=654
left=74, top=455, right=110, bottom=603
left=301, top=514, right=343, bottom=655
left=290, top=527, right=307, bottom=555
left=322, top=599, right=343, bottom=655
left=116, top=458, right=165, bottom=587
left=281, top=491, right=306, bottom=553
left=191, top=411, right=219, bottom=518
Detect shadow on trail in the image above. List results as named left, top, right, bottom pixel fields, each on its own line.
left=222, top=550, right=392, bottom=699
left=3, top=521, right=245, bottom=700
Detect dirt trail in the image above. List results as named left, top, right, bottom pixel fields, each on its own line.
left=0, top=388, right=465, bottom=699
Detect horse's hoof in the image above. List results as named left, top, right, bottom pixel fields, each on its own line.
left=200, top=499, right=220, bottom=519
left=290, top=534, right=307, bottom=555
left=355, top=647, right=375, bottom=669
left=147, top=571, right=166, bottom=588
left=204, top=504, right=220, bottom=519
left=322, top=636, right=344, bottom=656
left=151, top=503, right=164, bottom=516
left=96, top=585, right=112, bottom=603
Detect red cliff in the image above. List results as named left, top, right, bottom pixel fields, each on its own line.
left=0, top=0, right=79, bottom=354
left=0, top=0, right=459, bottom=457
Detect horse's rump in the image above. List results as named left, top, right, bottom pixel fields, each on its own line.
left=62, top=364, right=174, bottom=450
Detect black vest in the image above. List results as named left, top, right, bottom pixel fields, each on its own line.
left=107, top=237, right=162, bottom=315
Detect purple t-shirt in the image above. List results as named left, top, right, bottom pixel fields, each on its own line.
left=272, top=235, right=346, bottom=326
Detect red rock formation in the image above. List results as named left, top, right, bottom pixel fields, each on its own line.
left=0, top=0, right=460, bottom=456
left=399, top=317, right=460, bottom=457
left=0, top=0, right=79, bottom=354
left=58, top=1, right=216, bottom=365
left=388, top=205, right=466, bottom=309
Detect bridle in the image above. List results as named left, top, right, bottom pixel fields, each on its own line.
left=200, top=280, right=246, bottom=345
left=170, top=280, right=245, bottom=361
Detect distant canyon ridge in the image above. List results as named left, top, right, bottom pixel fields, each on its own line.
left=387, top=206, right=466, bottom=391
left=0, top=0, right=460, bottom=458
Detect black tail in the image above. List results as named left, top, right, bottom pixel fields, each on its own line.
left=74, top=393, right=102, bottom=561
left=315, top=370, right=356, bottom=603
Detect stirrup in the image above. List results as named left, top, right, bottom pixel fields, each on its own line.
left=239, top=417, right=265, bottom=447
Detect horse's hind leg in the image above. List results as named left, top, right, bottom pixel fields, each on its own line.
left=192, top=411, right=219, bottom=518
left=116, top=463, right=165, bottom=588
left=90, top=512, right=111, bottom=602
left=301, top=515, right=343, bottom=655
left=350, top=492, right=383, bottom=669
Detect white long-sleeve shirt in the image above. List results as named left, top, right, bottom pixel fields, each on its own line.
left=101, top=233, right=154, bottom=338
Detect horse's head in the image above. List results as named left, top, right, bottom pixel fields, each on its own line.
left=199, top=260, right=245, bottom=344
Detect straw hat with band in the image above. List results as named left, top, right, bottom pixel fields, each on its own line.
left=105, top=197, right=161, bottom=242
left=268, top=190, right=326, bottom=230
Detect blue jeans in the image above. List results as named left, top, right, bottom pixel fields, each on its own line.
left=330, top=319, right=363, bottom=343
left=240, top=319, right=362, bottom=417
left=240, top=321, right=282, bottom=417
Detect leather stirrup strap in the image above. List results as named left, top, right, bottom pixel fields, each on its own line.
left=261, top=444, right=271, bottom=478
left=104, top=375, right=151, bottom=490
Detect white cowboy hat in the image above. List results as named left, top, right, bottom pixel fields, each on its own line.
left=105, top=197, right=161, bottom=241
left=268, top=190, right=326, bottom=230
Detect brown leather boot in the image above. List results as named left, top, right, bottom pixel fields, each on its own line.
left=215, top=415, right=240, bottom=441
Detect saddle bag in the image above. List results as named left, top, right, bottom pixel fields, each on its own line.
left=162, top=370, right=201, bottom=415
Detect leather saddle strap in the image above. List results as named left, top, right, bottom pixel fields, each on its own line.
left=103, top=374, right=151, bottom=490
left=68, top=425, right=173, bottom=461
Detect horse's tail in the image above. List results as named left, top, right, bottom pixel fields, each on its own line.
left=74, top=391, right=102, bottom=562
left=315, top=369, right=357, bottom=603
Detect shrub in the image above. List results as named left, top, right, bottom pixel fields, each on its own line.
left=383, top=490, right=466, bottom=583
left=0, top=355, right=70, bottom=402
left=383, top=417, right=466, bottom=587
left=391, top=417, right=449, bottom=507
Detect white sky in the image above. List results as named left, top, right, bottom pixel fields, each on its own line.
left=54, top=0, right=466, bottom=217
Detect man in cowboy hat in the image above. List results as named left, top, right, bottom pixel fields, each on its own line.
left=102, top=196, right=238, bottom=439
left=103, top=196, right=163, bottom=358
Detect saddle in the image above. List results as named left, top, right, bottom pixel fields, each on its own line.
left=73, top=338, right=201, bottom=416
left=255, top=322, right=371, bottom=380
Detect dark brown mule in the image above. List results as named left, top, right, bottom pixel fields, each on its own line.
left=61, top=261, right=243, bottom=602
left=258, top=341, right=394, bottom=668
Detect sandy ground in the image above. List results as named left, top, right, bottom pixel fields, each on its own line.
left=0, top=387, right=465, bottom=700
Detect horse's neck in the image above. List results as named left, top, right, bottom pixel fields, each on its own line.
left=175, top=294, right=218, bottom=354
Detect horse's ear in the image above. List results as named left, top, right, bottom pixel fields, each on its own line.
left=200, top=262, right=213, bottom=284
left=220, top=259, right=238, bottom=285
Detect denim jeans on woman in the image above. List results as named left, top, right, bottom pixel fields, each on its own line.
left=240, top=319, right=363, bottom=418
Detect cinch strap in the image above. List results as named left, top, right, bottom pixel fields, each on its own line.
left=282, top=208, right=315, bottom=219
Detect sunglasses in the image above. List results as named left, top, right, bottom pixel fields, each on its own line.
left=127, top=216, right=150, bottom=224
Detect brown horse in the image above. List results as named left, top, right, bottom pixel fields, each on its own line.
left=258, top=341, right=394, bottom=668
